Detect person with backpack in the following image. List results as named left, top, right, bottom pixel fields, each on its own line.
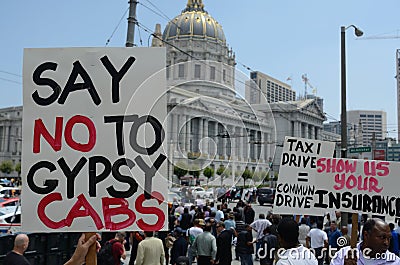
left=98, top=231, right=127, bottom=265
left=186, top=219, right=205, bottom=265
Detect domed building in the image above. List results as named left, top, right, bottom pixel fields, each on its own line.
left=161, top=0, right=236, bottom=99
left=151, top=0, right=276, bottom=186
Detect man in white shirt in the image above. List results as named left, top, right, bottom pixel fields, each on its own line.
left=276, top=218, right=317, bottom=265
left=187, top=219, right=205, bottom=265
left=306, top=221, right=328, bottom=265
left=298, top=218, right=311, bottom=246
left=250, top=213, right=272, bottom=260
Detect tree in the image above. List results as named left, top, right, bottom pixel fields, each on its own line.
left=15, top=162, right=21, bottom=177
left=174, top=163, right=188, bottom=179
left=203, top=167, right=214, bottom=186
left=241, top=168, right=253, bottom=187
left=216, top=165, right=231, bottom=187
left=189, top=166, right=201, bottom=184
left=253, top=171, right=267, bottom=183
left=0, top=160, right=14, bottom=175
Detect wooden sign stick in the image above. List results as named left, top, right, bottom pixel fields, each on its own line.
left=85, top=232, right=97, bottom=265
left=350, top=213, right=358, bottom=248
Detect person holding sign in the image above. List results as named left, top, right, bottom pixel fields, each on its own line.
left=64, top=233, right=101, bottom=265
left=331, top=218, right=400, bottom=265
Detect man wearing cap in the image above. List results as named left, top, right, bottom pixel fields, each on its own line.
left=192, top=223, right=217, bottom=265
left=187, top=219, right=204, bottom=265
left=171, top=227, right=188, bottom=265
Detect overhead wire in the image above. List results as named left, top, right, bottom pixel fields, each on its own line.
left=139, top=1, right=182, bottom=31
left=105, top=7, right=129, bottom=46
left=0, top=71, right=21, bottom=77
left=142, top=0, right=174, bottom=23
left=0, top=77, right=21, bottom=85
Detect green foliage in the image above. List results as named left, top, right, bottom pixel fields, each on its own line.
left=241, top=169, right=253, bottom=186
left=15, top=162, right=21, bottom=175
left=174, top=163, right=188, bottom=178
left=264, top=172, right=270, bottom=182
left=0, top=160, right=14, bottom=174
left=203, top=167, right=214, bottom=185
left=216, top=165, right=226, bottom=176
left=203, top=167, right=214, bottom=179
left=189, top=166, right=201, bottom=178
left=253, top=171, right=267, bottom=182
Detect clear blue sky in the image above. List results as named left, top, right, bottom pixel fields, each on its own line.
left=1, top=0, right=399, bottom=137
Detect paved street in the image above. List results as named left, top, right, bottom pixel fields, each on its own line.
left=124, top=201, right=273, bottom=265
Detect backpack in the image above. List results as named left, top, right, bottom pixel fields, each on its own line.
left=97, top=239, right=117, bottom=265
left=187, top=228, right=196, bottom=245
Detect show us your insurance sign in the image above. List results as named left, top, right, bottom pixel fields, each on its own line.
left=22, top=48, right=168, bottom=232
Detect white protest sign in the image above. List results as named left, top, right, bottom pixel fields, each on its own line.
left=314, top=158, right=400, bottom=218
left=22, top=47, right=168, bottom=232
left=273, top=136, right=335, bottom=215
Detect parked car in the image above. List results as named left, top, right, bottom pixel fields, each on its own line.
left=257, top=188, right=275, bottom=205
left=0, top=206, right=21, bottom=234
left=167, top=192, right=192, bottom=209
left=0, top=197, right=20, bottom=208
left=192, top=187, right=214, bottom=199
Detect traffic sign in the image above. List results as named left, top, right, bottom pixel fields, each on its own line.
left=349, top=146, right=371, bottom=153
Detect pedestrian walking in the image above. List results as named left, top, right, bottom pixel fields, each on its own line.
left=236, top=224, right=255, bottom=265
left=216, top=221, right=233, bottom=265
left=135, top=231, right=165, bottom=265
left=192, top=223, right=217, bottom=265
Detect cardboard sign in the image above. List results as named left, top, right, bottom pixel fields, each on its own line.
left=273, top=137, right=335, bottom=215
left=274, top=137, right=400, bottom=219
left=22, top=48, right=168, bottom=232
left=314, top=158, right=400, bottom=218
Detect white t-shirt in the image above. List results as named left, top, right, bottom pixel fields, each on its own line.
left=186, top=226, right=203, bottom=245
left=298, top=224, right=311, bottom=246
left=307, top=228, right=327, bottom=248
left=276, top=245, right=318, bottom=265
left=250, top=219, right=272, bottom=240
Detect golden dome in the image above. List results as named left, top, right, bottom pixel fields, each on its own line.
left=162, top=0, right=226, bottom=44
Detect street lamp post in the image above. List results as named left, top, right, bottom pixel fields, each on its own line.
left=340, top=24, right=363, bottom=248
left=341, top=25, right=363, bottom=159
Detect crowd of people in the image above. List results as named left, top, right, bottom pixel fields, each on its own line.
left=162, top=199, right=400, bottom=265
left=4, top=196, right=400, bottom=265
